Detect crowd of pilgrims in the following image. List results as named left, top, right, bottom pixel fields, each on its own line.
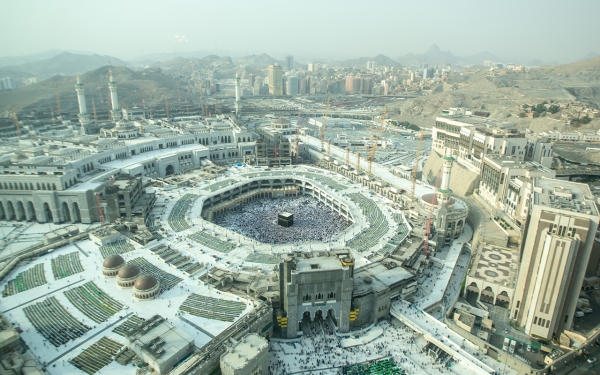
left=213, top=196, right=350, bottom=244
left=267, top=317, right=456, bottom=374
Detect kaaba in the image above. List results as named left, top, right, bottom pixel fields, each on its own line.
left=278, top=212, right=294, bottom=227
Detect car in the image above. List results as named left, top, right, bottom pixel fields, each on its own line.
left=526, top=344, right=531, bottom=352
left=584, top=308, right=593, bottom=314
left=588, top=358, right=597, bottom=364
left=504, top=328, right=508, bottom=334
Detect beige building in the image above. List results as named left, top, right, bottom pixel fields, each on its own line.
left=511, top=178, right=599, bottom=340
left=267, top=64, right=283, bottom=95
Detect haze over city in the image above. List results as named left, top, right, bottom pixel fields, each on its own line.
left=1, top=0, right=600, bottom=63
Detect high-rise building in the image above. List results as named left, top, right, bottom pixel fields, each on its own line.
left=285, top=55, right=294, bottom=71
left=367, top=61, right=377, bottom=70
left=361, top=77, right=373, bottom=94
left=2, top=77, right=15, bottom=90
left=248, top=73, right=255, bottom=89
left=299, top=78, right=308, bottom=94
left=267, top=64, right=283, bottom=95
left=345, top=76, right=362, bottom=94
left=511, top=178, right=599, bottom=340
left=286, top=76, right=298, bottom=95
left=423, top=67, right=434, bottom=79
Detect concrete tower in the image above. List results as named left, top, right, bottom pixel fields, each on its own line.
left=234, top=73, right=242, bottom=116
left=108, top=71, right=121, bottom=121
left=75, top=75, right=90, bottom=133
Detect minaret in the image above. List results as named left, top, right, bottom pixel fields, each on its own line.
left=108, top=71, right=121, bottom=121
left=437, top=148, right=454, bottom=205
left=75, top=75, right=90, bottom=133
left=234, top=73, right=242, bottom=116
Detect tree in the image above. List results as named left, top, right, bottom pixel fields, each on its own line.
left=548, top=105, right=560, bottom=114
left=519, top=112, right=526, bottom=118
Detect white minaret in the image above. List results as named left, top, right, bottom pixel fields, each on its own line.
left=234, top=73, right=242, bottom=116
left=109, top=71, right=121, bottom=121
left=75, top=75, right=90, bottom=132
left=437, top=148, right=454, bottom=205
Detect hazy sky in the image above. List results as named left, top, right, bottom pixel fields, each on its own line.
left=2, top=0, right=599, bottom=63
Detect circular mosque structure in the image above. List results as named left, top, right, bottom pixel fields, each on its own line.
left=102, top=254, right=125, bottom=277
left=133, top=275, right=160, bottom=300
left=116, top=264, right=141, bottom=288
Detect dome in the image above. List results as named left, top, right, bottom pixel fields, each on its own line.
left=103, top=254, right=125, bottom=269
left=117, top=264, right=140, bottom=279
left=134, top=275, right=158, bottom=291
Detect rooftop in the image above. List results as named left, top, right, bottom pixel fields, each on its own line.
left=220, top=333, right=268, bottom=370
left=469, top=245, right=518, bottom=289
left=533, top=177, right=598, bottom=216
left=353, top=262, right=413, bottom=294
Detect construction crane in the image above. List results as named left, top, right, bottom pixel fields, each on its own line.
left=295, top=108, right=302, bottom=164
left=423, top=170, right=442, bottom=260
left=367, top=108, right=388, bottom=176
left=320, top=95, right=330, bottom=152
left=409, top=133, right=424, bottom=200
left=327, top=140, right=331, bottom=158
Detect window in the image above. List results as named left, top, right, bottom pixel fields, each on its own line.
left=534, top=317, right=538, bottom=325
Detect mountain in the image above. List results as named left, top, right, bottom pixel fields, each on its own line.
left=394, top=44, right=458, bottom=67
left=0, top=50, right=94, bottom=68
left=332, top=54, right=402, bottom=68
left=576, top=51, right=599, bottom=62
left=0, top=65, right=182, bottom=113
left=463, top=51, right=500, bottom=64
left=234, top=53, right=280, bottom=67
left=131, top=50, right=216, bottom=64
left=2, top=52, right=129, bottom=77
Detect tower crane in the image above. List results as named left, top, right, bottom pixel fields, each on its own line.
left=367, top=108, right=388, bottom=176
left=320, top=95, right=330, bottom=152
left=409, top=133, right=424, bottom=200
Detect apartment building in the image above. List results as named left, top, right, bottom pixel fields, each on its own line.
left=511, top=178, right=599, bottom=340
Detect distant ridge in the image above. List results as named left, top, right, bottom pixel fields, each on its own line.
left=1, top=52, right=129, bottom=77
left=333, top=54, right=402, bottom=68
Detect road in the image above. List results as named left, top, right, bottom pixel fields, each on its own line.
left=553, top=342, right=600, bottom=375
